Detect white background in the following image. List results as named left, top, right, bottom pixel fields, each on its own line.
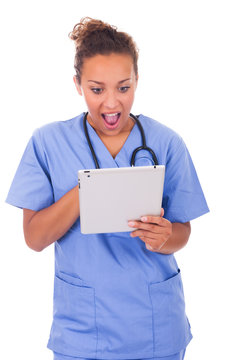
left=0, top=1, right=239, bottom=359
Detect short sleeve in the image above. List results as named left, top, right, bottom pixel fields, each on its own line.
left=6, top=129, right=54, bottom=211
left=162, top=136, right=209, bottom=223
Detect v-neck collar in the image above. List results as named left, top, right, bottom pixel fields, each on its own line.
left=83, top=116, right=141, bottom=168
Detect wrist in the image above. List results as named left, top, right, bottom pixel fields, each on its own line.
left=157, top=222, right=191, bottom=254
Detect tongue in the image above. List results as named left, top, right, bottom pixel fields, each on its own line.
left=104, top=114, right=119, bottom=124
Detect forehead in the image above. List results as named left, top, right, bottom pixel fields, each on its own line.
left=81, top=53, right=134, bottom=81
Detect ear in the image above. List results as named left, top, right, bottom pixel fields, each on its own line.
left=73, top=75, right=82, bottom=96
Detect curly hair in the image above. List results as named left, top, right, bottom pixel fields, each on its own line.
left=68, top=17, right=139, bottom=83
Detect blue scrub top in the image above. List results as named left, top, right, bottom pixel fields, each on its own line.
left=6, top=113, right=209, bottom=359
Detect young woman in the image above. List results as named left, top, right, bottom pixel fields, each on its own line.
left=6, top=17, right=209, bottom=360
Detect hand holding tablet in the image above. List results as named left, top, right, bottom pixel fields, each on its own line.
left=78, top=165, right=165, bottom=234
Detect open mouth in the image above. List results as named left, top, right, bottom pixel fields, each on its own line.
left=101, top=112, right=121, bottom=129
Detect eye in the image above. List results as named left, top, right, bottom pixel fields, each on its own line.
left=91, top=88, right=103, bottom=95
left=119, top=86, right=130, bottom=93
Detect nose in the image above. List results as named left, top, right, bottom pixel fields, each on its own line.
left=103, top=90, right=119, bottom=109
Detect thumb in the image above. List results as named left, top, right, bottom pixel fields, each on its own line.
left=160, top=208, right=164, bottom=217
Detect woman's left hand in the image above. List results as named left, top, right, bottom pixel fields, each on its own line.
left=128, top=208, right=172, bottom=252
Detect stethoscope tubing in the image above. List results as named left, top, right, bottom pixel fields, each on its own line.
left=83, top=112, right=158, bottom=168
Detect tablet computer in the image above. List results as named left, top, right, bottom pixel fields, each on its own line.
left=78, top=165, right=165, bottom=234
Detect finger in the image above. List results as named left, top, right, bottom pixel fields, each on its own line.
left=128, top=221, right=162, bottom=234
left=128, top=214, right=168, bottom=229
left=131, top=230, right=162, bottom=241
left=133, top=232, right=168, bottom=250
left=146, top=243, right=153, bottom=251
left=138, top=235, right=156, bottom=246
left=140, top=214, right=169, bottom=226
left=144, top=239, right=165, bottom=252
left=130, top=228, right=158, bottom=238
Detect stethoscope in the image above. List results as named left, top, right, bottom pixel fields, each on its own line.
left=83, top=112, right=159, bottom=169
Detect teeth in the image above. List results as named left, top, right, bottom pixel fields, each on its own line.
left=103, top=112, right=119, bottom=116
left=103, top=112, right=120, bottom=125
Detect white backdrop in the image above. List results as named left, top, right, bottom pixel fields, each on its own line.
left=0, top=1, right=239, bottom=359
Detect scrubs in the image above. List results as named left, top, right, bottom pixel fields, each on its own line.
left=6, top=113, right=209, bottom=359
left=54, top=348, right=186, bottom=360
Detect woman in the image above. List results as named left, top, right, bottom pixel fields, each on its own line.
left=6, top=17, right=209, bottom=360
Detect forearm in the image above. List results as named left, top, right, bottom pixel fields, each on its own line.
left=23, top=185, right=79, bottom=251
left=159, top=222, right=191, bottom=254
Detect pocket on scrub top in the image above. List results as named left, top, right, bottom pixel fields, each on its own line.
left=47, top=273, right=97, bottom=358
left=149, top=270, right=192, bottom=357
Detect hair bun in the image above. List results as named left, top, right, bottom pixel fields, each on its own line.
left=69, top=17, right=117, bottom=48
left=69, top=17, right=138, bottom=83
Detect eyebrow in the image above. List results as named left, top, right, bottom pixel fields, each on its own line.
left=88, top=78, right=131, bottom=85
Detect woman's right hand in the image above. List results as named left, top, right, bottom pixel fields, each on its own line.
left=23, top=185, right=79, bottom=252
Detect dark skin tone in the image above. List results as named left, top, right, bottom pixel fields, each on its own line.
left=23, top=193, right=190, bottom=254
left=23, top=164, right=190, bottom=254
left=128, top=209, right=191, bottom=254
left=23, top=53, right=191, bottom=253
